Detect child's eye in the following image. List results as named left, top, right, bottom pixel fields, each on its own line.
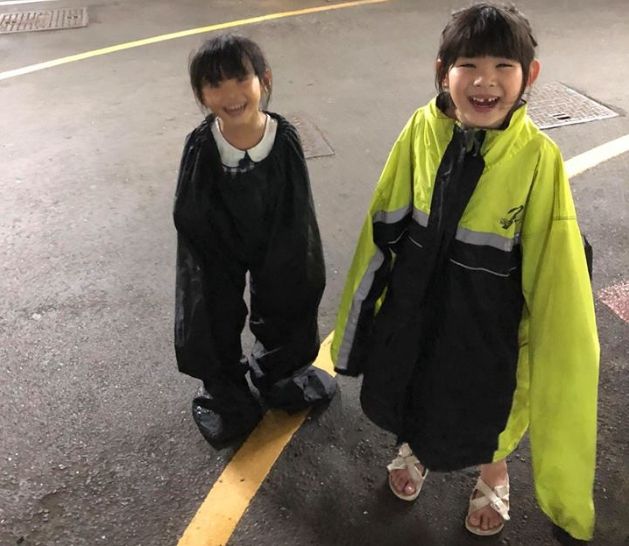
left=458, top=63, right=476, bottom=68
left=495, top=59, right=518, bottom=68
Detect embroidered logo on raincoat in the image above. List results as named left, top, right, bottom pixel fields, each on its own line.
left=500, top=205, right=524, bottom=230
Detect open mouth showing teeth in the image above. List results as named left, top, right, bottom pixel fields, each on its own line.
left=469, top=97, right=499, bottom=107
left=224, top=103, right=247, bottom=114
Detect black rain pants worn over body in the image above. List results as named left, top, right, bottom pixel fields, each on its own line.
left=173, top=115, right=335, bottom=447
left=360, top=126, right=512, bottom=470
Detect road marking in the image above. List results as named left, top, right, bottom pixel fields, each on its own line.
left=0, top=0, right=388, bottom=81
left=565, top=133, right=629, bottom=177
left=177, top=334, right=336, bottom=546
left=598, top=281, right=629, bottom=323
left=0, top=0, right=57, bottom=5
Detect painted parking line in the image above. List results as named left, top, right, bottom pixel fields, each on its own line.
left=0, top=0, right=388, bottom=81
left=564, top=133, right=629, bottom=178
left=177, top=333, right=336, bottom=546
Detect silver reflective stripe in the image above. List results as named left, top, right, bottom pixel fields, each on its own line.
left=449, top=258, right=517, bottom=278
left=372, top=206, right=429, bottom=227
left=337, top=204, right=427, bottom=371
left=408, top=235, right=423, bottom=248
left=336, top=249, right=385, bottom=371
left=412, top=207, right=429, bottom=227
left=373, top=206, right=410, bottom=224
left=455, top=226, right=518, bottom=252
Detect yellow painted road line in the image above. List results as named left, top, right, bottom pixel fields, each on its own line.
left=178, top=333, right=335, bottom=546
left=565, top=133, right=629, bottom=178
left=0, top=0, right=388, bottom=81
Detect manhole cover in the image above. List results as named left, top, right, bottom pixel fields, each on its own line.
left=0, top=8, right=88, bottom=34
left=528, top=82, right=617, bottom=129
left=287, top=114, right=334, bottom=159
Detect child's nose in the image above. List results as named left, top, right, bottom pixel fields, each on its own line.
left=473, top=69, right=497, bottom=87
left=223, top=81, right=240, bottom=98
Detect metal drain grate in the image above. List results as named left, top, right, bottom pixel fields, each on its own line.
left=0, top=8, right=88, bottom=34
left=287, top=113, right=335, bottom=159
left=528, top=82, right=617, bottom=129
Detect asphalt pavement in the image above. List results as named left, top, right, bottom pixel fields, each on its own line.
left=0, top=0, right=627, bottom=545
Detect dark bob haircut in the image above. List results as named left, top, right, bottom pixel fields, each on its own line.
left=436, top=3, right=537, bottom=94
left=189, top=34, right=272, bottom=107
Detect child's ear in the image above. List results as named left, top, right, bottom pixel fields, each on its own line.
left=199, top=87, right=210, bottom=110
left=259, top=69, right=273, bottom=109
left=527, top=59, right=541, bottom=86
left=262, top=69, right=272, bottom=93
left=436, top=58, right=448, bottom=88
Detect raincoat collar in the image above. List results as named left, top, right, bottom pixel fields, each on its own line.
left=427, top=95, right=538, bottom=171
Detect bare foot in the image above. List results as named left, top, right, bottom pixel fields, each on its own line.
left=389, top=465, right=425, bottom=497
left=467, top=459, right=509, bottom=532
left=387, top=443, right=427, bottom=499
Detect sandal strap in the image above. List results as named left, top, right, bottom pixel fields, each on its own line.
left=386, top=443, right=427, bottom=484
left=469, top=478, right=510, bottom=521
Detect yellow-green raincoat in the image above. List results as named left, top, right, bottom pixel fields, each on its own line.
left=331, top=97, right=599, bottom=540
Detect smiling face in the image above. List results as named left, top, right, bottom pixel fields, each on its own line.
left=201, top=71, right=263, bottom=130
left=443, top=55, right=526, bottom=129
left=435, top=4, right=541, bottom=129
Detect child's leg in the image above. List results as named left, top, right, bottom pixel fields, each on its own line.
left=176, top=246, right=248, bottom=383
left=175, top=239, right=261, bottom=446
left=247, top=268, right=336, bottom=412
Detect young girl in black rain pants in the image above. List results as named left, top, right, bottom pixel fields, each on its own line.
left=173, top=35, right=336, bottom=449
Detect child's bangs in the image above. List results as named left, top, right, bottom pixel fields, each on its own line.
left=455, top=15, right=528, bottom=62
left=202, top=47, right=253, bottom=87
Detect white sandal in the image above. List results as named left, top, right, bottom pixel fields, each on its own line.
left=465, top=477, right=510, bottom=536
left=386, top=443, right=428, bottom=501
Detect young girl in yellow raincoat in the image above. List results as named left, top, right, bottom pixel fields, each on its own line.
left=331, top=3, right=598, bottom=540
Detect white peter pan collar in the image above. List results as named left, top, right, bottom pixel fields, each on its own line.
left=211, top=114, right=278, bottom=167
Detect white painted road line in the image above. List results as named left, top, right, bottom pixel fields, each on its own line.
left=565, top=133, right=629, bottom=178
